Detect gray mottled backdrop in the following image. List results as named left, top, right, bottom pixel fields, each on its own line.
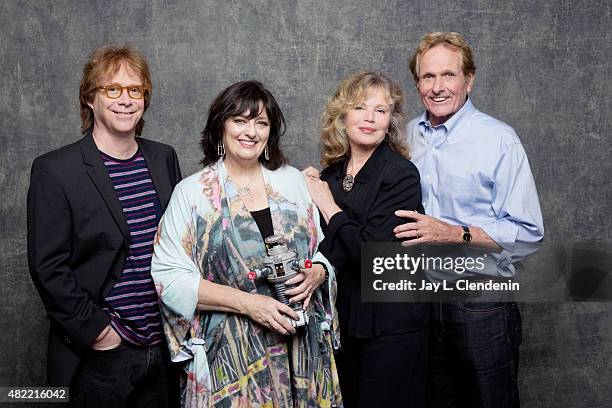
left=1, top=0, right=611, bottom=406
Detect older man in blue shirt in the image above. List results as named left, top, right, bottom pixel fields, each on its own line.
left=395, top=32, right=544, bottom=407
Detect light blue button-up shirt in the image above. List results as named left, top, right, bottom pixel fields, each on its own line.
left=406, top=98, right=544, bottom=276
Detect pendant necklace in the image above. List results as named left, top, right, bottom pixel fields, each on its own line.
left=231, top=169, right=260, bottom=204
left=342, top=160, right=355, bottom=192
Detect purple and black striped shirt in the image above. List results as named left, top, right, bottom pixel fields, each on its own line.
left=100, top=149, right=163, bottom=346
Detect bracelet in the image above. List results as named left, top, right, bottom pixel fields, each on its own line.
left=312, top=261, right=329, bottom=282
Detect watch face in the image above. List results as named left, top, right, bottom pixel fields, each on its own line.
left=463, top=232, right=472, bottom=243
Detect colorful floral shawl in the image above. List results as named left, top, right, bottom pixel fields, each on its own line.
left=152, top=160, right=342, bottom=407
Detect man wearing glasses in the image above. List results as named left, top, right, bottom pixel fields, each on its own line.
left=27, top=45, right=181, bottom=407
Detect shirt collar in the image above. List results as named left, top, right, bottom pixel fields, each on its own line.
left=418, top=97, right=475, bottom=135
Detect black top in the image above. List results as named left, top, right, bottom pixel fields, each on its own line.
left=251, top=207, right=274, bottom=239
left=319, top=141, right=430, bottom=338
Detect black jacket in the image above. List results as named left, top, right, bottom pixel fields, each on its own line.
left=319, top=142, right=430, bottom=338
left=27, top=132, right=182, bottom=385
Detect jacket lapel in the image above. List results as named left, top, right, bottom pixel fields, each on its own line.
left=139, top=139, right=172, bottom=211
left=80, top=132, right=130, bottom=248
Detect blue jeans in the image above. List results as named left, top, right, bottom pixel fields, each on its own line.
left=72, top=342, right=171, bottom=408
left=428, top=302, right=522, bottom=408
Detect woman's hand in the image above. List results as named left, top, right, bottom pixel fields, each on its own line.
left=197, top=279, right=299, bottom=335
left=241, top=293, right=300, bottom=335
left=302, top=166, right=342, bottom=223
left=285, top=263, right=326, bottom=309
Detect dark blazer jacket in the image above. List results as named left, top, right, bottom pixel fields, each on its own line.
left=27, top=132, right=182, bottom=386
left=319, top=142, right=430, bottom=338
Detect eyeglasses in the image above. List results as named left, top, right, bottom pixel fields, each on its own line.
left=97, top=84, right=148, bottom=99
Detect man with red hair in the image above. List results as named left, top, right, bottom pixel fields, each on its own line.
left=27, top=45, right=181, bottom=407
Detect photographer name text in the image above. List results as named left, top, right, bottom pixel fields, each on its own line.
left=372, top=279, right=519, bottom=292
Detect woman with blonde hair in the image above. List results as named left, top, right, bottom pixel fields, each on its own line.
left=303, top=71, right=430, bottom=407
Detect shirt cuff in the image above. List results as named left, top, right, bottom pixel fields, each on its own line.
left=480, top=219, right=519, bottom=251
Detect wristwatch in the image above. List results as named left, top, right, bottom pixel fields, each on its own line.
left=461, top=225, right=472, bottom=244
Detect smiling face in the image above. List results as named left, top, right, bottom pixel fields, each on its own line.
left=417, top=44, right=474, bottom=126
left=343, top=86, right=392, bottom=154
left=88, top=63, right=145, bottom=139
left=222, top=102, right=270, bottom=166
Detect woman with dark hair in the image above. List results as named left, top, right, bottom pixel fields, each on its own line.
left=151, top=81, right=342, bottom=407
left=303, top=71, right=430, bottom=407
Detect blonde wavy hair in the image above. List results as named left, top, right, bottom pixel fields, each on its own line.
left=320, top=70, right=409, bottom=167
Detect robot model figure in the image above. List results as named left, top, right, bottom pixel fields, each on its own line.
left=248, top=234, right=311, bottom=328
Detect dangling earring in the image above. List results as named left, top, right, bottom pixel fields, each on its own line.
left=217, top=141, right=225, bottom=156
left=264, top=145, right=269, bottom=161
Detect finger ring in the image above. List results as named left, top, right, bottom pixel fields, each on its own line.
left=416, top=230, right=421, bottom=238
